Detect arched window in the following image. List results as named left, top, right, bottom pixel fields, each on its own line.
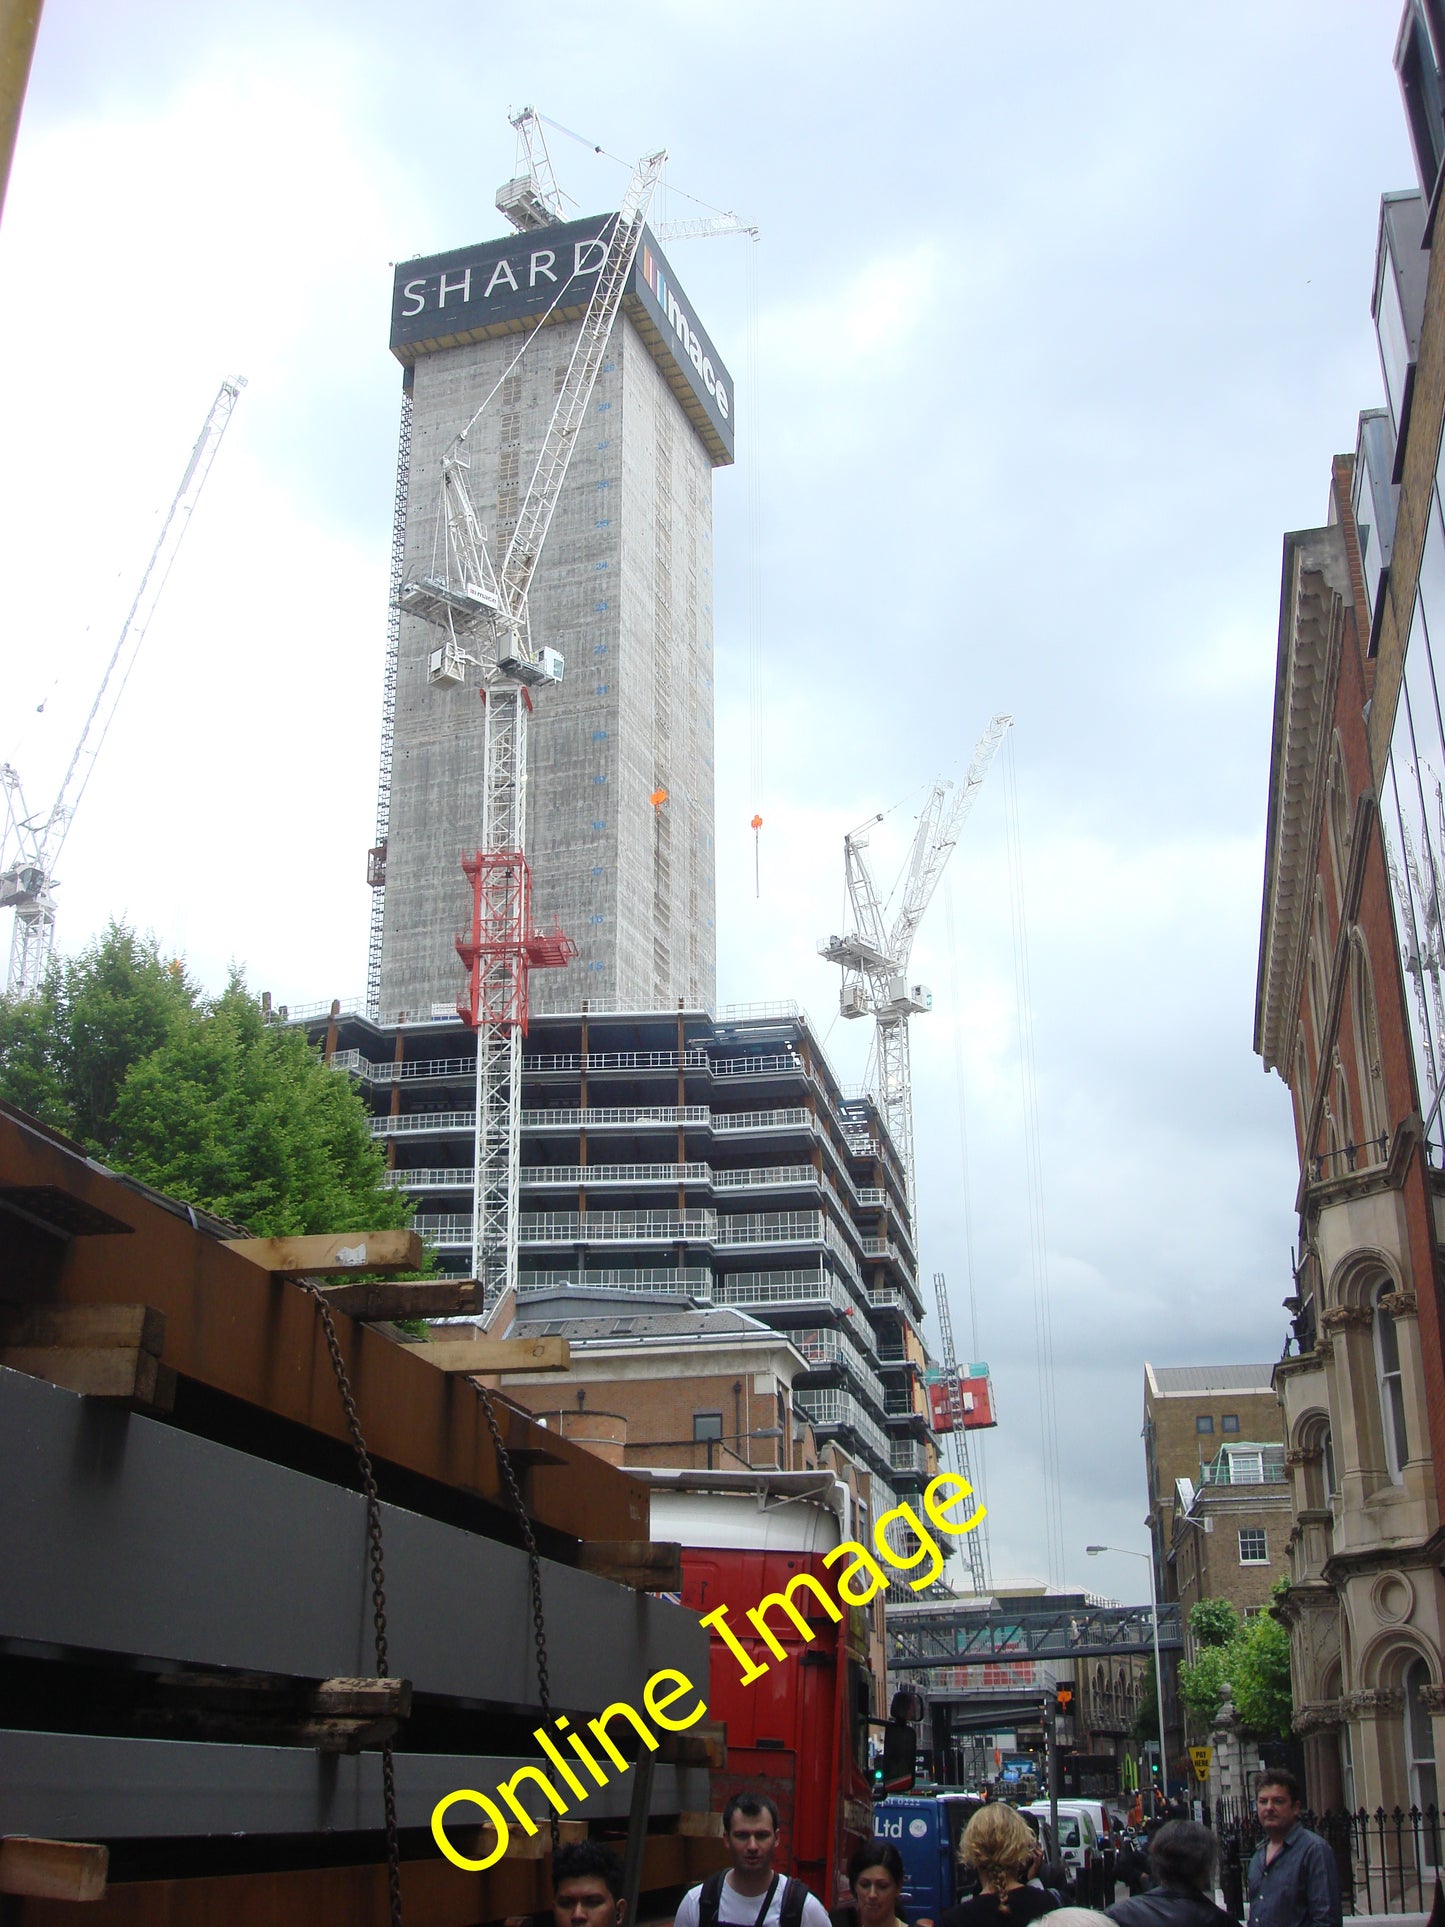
left=1333, top=1055, right=1354, bottom=1160
left=1375, top=1283, right=1410, bottom=1483
left=1324, top=1425, right=1337, bottom=1501
left=1294, top=1035, right=1312, bottom=1152
left=1351, top=935, right=1390, bottom=1150
left=1341, top=1719, right=1356, bottom=1812
left=1406, top=1657, right=1438, bottom=1814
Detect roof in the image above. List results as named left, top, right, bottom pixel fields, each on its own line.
left=1145, top=1363, right=1277, bottom=1396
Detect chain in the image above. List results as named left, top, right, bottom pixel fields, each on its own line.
left=306, top=1284, right=405, bottom=1927
left=475, top=1378, right=558, bottom=1850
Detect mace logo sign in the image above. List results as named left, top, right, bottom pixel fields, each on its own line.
left=389, top=216, right=735, bottom=465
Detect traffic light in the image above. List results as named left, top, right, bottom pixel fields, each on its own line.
left=1055, top=1688, right=1073, bottom=1712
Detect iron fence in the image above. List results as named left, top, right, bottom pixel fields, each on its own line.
left=1211, top=1800, right=1442, bottom=1918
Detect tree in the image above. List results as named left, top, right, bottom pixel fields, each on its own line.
left=1177, top=1594, right=1292, bottom=1739
left=2, top=925, right=408, bottom=1238
left=0, top=923, right=197, bottom=1151
left=108, top=977, right=410, bottom=1237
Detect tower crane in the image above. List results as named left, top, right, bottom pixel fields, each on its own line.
left=401, top=147, right=664, bottom=1302
left=932, top=1269, right=991, bottom=1596
left=819, top=712, right=1012, bottom=1216
left=0, top=378, right=245, bottom=999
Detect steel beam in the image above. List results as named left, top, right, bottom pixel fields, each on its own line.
left=0, top=1730, right=709, bottom=1838
left=1, top=1365, right=705, bottom=1710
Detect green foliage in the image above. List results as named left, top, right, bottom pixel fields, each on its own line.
left=2, top=925, right=408, bottom=1238
left=1230, top=1609, right=1293, bottom=1738
left=1179, top=1644, right=1230, bottom=1729
left=1133, top=1662, right=1158, bottom=1744
left=1189, top=1597, right=1240, bottom=1650
left=1178, top=1596, right=1293, bottom=1739
left=0, top=923, right=197, bottom=1151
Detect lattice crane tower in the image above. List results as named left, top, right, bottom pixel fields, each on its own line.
left=399, top=147, right=664, bottom=1301
left=820, top=712, right=1012, bottom=1214
left=0, top=379, right=245, bottom=998
left=932, top=1269, right=991, bottom=1595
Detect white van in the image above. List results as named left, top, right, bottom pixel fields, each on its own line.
left=1022, top=1802, right=1100, bottom=1900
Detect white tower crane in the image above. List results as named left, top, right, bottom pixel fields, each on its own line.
left=0, top=377, right=245, bottom=999
left=932, top=1269, right=991, bottom=1596
left=401, top=148, right=664, bottom=1303
left=495, top=106, right=570, bottom=233
left=819, top=712, right=1012, bottom=1215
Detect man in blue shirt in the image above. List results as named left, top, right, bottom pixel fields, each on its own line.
left=1247, top=1771, right=1342, bottom=1927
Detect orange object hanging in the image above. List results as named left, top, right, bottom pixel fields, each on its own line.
left=650, top=787, right=669, bottom=810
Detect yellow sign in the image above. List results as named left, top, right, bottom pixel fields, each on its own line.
left=1190, top=1745, right=1213, bottom=1782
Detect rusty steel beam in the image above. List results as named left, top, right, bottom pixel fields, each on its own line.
left=0, top=1106, right=645, bottom=1546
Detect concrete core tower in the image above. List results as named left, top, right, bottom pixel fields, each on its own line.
left=375, top=216, right=734, bottom=1021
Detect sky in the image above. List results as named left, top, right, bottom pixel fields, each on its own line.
left=0, top=0, right=1419, bottom=1602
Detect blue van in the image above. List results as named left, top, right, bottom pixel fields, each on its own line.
left=871, top=1795, right=982, bottom=1926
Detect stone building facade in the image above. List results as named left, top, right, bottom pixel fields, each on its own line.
left=1255, top=83, right=1445, bottom=1814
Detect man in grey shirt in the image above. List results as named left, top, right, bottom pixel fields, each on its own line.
left=1246, top=1772, right=1342, bottom=1927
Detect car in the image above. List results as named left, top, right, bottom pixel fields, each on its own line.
left=1022, top=1802, right=1101, bottom=1904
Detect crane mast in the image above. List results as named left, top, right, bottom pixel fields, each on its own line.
left=933, top=1269, right=991, bottom=1596
left=820, top=712, right=1012, bottom=1214
left=1, top=377, right=245, bottom=998
left=401, top=149, right=664, bottom=1304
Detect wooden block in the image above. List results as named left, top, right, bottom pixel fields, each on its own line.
left=310, top=1676, right=412, bottom=1720
left=410, top=1336, right=570, bottom=1374
left=223, top=1229, right=423, bottom=1276
left=554, top=1821, right=589, bottom=1844
left=0, top=1303, right=164, bottom=1353
left=577, top=1540, right=684, bottom=1590
left=0, top=1344, right=175, bottom=1412
left=300, top=1716, right=400, bottom=1754
left=655, top=1723, right=727, bottom=1769
left=675, top=1812, right=724, bottom=1838
left=0, top=1835, right=109, bottom=1900
left=316, top=1278, right=480, bottom=1320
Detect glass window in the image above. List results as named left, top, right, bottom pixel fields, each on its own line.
left=1375, top=1287, right=1410, bottom=1482
left=1407, top=1656, right=1439, bottom=1818
left=1222, top=1414, right=1240, bottom=1433
left=1239, top=1528, right=1269, bottom=1565
left=1228, top=1449, right=1265, bottom=1484
left=693, top=1412, right=723, bottom=1442
left=1324, top=1427, right=1337, bottom=1500
left=1377, top=243, right=1414, bottom=439
left=1196, top=1416, right=1215, bottom=1435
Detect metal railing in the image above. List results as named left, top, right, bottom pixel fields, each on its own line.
left=523, top=1049, right=710, bottom=1073
left=713, top=1107, right=814, bottom=1133
left=520, top=1162, right=711, bottom=1186
left=794, top=1386, right=892, bottom=1467
left=372, top=1111, right=473, bottom=1136
left=518, top=1210, right=717, bottom=1244
left=381, top=1167, right=470, bottom=1190
left=518, top=1267, right=714, bottom=1300
left=715, top=1269, right=850, bottom=1312
left=1212, top=1803, right=1442, bottom=1918
left=890, top=1437, right=929, bottom=1474
left=522, top=1105, right=710, bottom=1128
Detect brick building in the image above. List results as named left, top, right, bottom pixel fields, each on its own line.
left=1253, top=11, right=1445, bottom=1815
left=1142, top=1364, right=1282, bottom=1776
left=1169, top=1442, right=1294, bottom=1661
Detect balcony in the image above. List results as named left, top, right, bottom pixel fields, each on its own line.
left=519, top=1209, right=717, bottom=1246
left=382, top=1167, right=471, bottom=1191
left=372, top=1110, right=473, bottom=1138
left=715, top=1270, right=851, bottom=1314
left=521, top=1162, right=711, bottom=1188
left=519, top=1266, right=713, bottom=1300
left=713, top=1107, right=814, bottom=1136
left=794, top=1387, right=892, bottom=1469
left=523, top=1105, right=709, bottom=1130
left=1200, top=1445, right=1287, bottom=1485
left=889, top=1437, right=929, bottom=1476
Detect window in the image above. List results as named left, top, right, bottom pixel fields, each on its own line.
left=693, top=1412, right=723, bottom=1442
left=1397, top=4, right=1445, bottom=203
left=1406, top=1657, right=1439, bottom=1816
left=1222, top=1414, right=1240, bottom=1433
left=1226, top=1449, right=1265, bottom=1484
left=1375, top=1284, right=1410, bottom=1482
left=1239, top=1528, right=1269, bottom=1564
left=1196, top=1416, right=1215, bottom=1435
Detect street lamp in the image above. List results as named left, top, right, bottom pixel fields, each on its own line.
left=1087, top=1542, right=1168, bottom=1815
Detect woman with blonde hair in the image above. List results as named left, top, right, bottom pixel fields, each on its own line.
left=941, top=1804, right=1059, bottom=1927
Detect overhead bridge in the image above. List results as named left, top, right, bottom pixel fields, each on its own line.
left=887, top=1599, right=1183, bottom=1668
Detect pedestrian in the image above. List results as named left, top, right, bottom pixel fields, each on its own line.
left=941, top=1802, right=1059, bottom=1927
left=1104, top=1821, right=1234, bottom=1927
left=672, top=1793, right=831, bottom=1927
left=1245, top=1771, right=1342, bottom=1927
left=551, top=1841, right=627, bottom=1927
left=848, top=1841, right=908, bottom=1927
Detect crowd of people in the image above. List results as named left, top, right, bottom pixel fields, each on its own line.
left=539, top=1770, right=1343, bottom=1927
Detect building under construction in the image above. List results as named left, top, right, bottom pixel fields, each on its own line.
left=371, top=209, right=732, bottom=1022
left=303, top=997, right=936, bottom=1519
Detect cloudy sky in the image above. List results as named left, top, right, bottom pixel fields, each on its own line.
left=0, top=1, right=1417, bottom=1599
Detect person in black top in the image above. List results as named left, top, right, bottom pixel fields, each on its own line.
left=941, top=1804, right=1058, bottom=1927
left=1105, top=1821, right=1235, bottom=1927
